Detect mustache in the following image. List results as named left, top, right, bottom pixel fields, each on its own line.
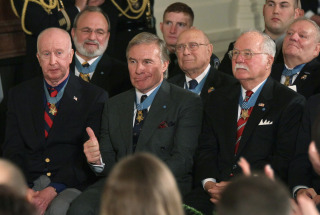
left=234, top=64, right=249, bottom=71
left=84, top=40, right=100, bottom=48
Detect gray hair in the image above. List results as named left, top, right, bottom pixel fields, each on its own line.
left=73, top=6, right=111, bottom=32
left=239, top=30, right=276, bottom=57
left=126, top=32, right=170, bottom=64
left=290, top=17, right=320, bottom=42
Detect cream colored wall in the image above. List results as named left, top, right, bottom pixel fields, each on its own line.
left=153, top=0, right=265, bottom=61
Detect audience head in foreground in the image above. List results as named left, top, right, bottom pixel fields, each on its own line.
left=100, top=153, right=184, bottom=215
left=217, top=175, right=292, bottom=215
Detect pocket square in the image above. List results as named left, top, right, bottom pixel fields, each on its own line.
left=158, top=121, right=175, bottom=128
left=258, top=119, right=273, bottom=125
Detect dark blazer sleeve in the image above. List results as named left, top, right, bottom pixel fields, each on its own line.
left=289, top=94, right=320, bottom=191
left=218, top=42, right=234, bottom=76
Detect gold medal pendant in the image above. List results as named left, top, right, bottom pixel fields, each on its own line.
left=136, top=110, right=144, bottom=123
left=241, top=109, right=249, bottom=120
left=49, top=103, right=57, bottom=115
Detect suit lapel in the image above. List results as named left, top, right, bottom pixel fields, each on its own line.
left=90, top=54, right=111, bottom=84
left=136, top=81, right=170, bottom=150
left=119, top=89, right=135, bottom=154
left=222, top=83, right=241, bottom=156
left=237, top=78, right=273, bottom=155
left=31, top=78, right=46, bottom=146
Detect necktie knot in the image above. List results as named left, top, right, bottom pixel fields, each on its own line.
left=244, top=90, right=253, bottom=102
left=140, top=95, right=148, bottom=103
left=49, top=88, right=58, bottom=97
left=189, top=79, right=198, bottom=90
left=82, top=62, right=90, bottom=68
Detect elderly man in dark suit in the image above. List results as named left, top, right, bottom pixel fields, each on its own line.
left=271, top=17, right=320, bottom=99
left=219, top=0, right=301, bottom=76
left=168, top=28, right=237, bottom=103
left=68, top=32, right=203, bottom=215
left=70, top=6, right=132, bottom=97
left=2, top=27, right=108, bottom=215
left=184, top=30, right=305, bottom=215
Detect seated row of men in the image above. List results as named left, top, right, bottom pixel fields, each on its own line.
left=3, top=1, right=320, bottom=215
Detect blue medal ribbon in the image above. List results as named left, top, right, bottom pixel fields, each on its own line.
left=43, top=79, right=68, bottom=105
left=136, top=82, right=162, bottom=110
left=75, top=55, right=102, bottom=74
left=184, top=71, right=210, bottom=94
left=239, top=79, right=267, bottom=109
left=282, top=64, right=306, bottom=77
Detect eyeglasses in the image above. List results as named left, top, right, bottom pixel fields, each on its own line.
left=228, top=49, right=269, bottom=60
left=175, top=42, right=209, bottom=53
left=39, top=50, right=68, bottom=59
left=76, top=28, right=107, bottom=37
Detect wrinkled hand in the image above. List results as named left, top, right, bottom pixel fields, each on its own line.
left=84, top=127, right=101, bottom=165
left=205, top=181, right=230, bottom=204
left=31, top=187, right=57, bottom=215
left=297, top=188, right=317, bottom=201
left=296, top=195, right=320, bottom=215
left=75, top=0, right=87, bottom=11
left=87, top=0, right=105, bottom=6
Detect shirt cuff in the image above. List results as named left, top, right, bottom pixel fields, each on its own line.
left=49, top=183, right=66, bottom=194
left=202, top=178, right=216, bottom=190
left=89, top=156, right=105, bottom=173
left=292, top=185, right=309, bottom=198
left=305, top=10, right=315, bottom=19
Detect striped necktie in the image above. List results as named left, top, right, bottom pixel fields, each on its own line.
left=235, top=90, right=254, bottom=155
left=44, top=88, right=58, bottom=138
left=132, top=95, right=148, bottom=152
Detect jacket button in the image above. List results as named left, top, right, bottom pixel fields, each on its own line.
left=45, top=158, right=50, bottom=163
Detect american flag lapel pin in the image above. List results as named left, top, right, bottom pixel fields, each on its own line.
left=73, top=96, right=78, bottom=101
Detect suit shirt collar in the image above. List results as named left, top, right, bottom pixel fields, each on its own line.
left=74, top=53, right=100, bottom=78
left=185, top=64, right=211, bottom=88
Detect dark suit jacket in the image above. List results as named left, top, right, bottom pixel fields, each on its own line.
left=219, top=41, right=284, bottom=76
left=168, top=65, right=238, bottom=103
left=71, top=53, right=132, bottom=97
left=302, top=0, right=319, bottom=14
left=195, top=77, right=305, bottom=185
left=3, top=73, right=108, bottom=191
left=271, top=58, right=320, bottom=99
left=99, top=80, right=203, bottom=196
left=288, top=94, right=320, bottom=193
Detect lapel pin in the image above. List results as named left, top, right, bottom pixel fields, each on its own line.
left=208, top=87, right=215, bottom=93
left=100, top=72, right=104, bottom=75
left=262, top=108, right=266, bottom=111
left=258, top=103, right=265, bottom=107
left=163, top=105, right=166, bottom=109
left=73, top=96, right=78, bottom=101
left=301, top=75, right=307, bottom=80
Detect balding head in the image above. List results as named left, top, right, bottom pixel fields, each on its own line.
left=176, top=28, right=213, bottom=79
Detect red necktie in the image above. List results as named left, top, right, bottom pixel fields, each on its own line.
left=44, top=88, right=58, bottom=138
left=235, top=90, right=254, bottom=155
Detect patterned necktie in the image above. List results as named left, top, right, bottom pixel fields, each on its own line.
left=132, top=95, right=148, bottom=152
left=189, top=79, right=198, bottom=90
left=44, top=88, right=58, bottom=138
left=80, top=62, right=90, bottom=82
left=235, top=90, right=254, bottom=155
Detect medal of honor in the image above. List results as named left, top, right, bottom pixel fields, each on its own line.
left=241, top=109, right=249, bottom=120
left=136, top=110, right=144, bottom=123
left=49, top=103, right=57, bottom=115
